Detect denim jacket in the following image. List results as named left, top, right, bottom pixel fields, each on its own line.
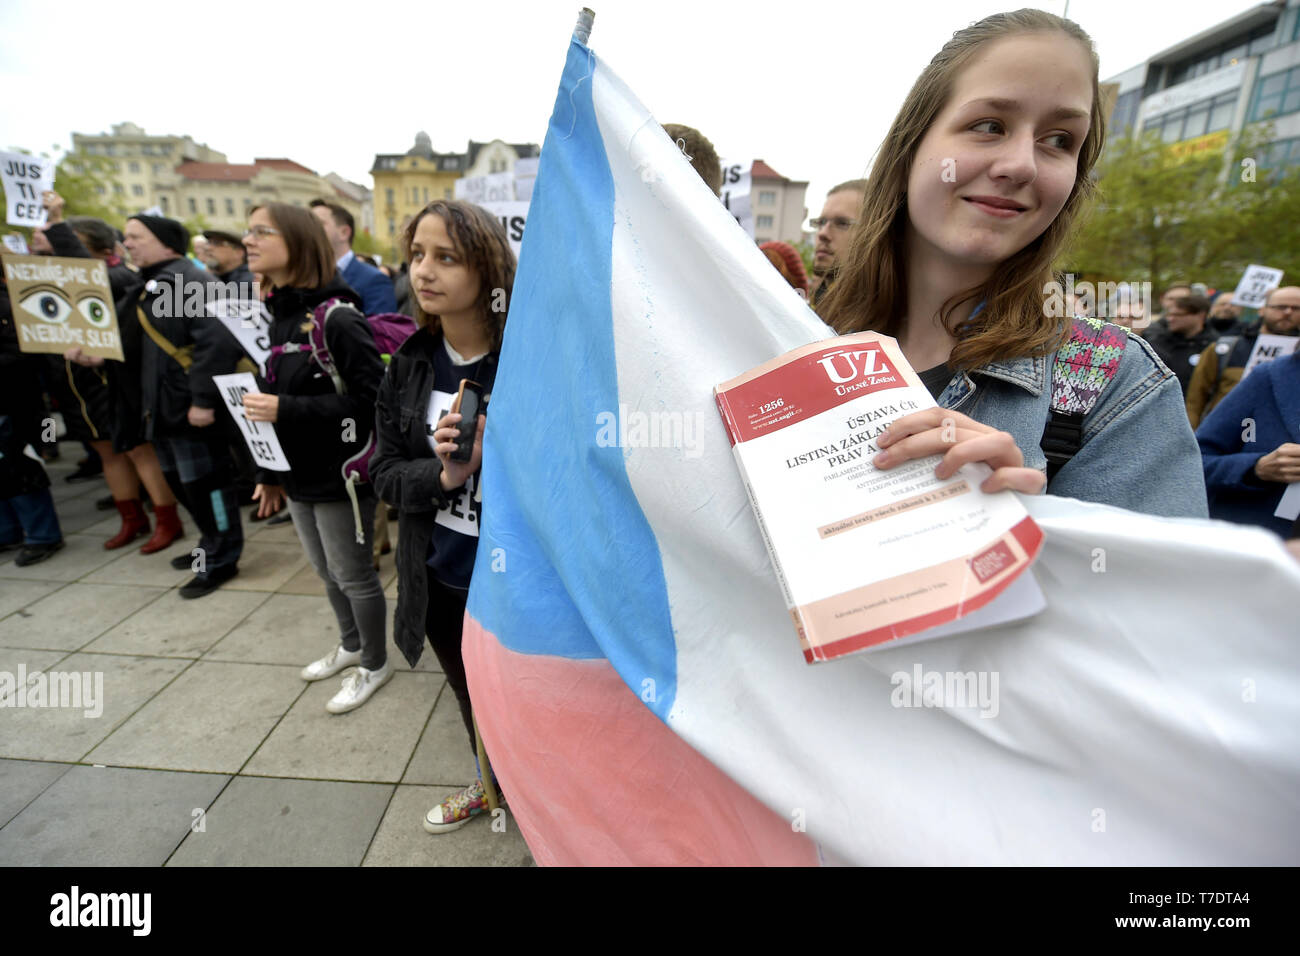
left=934, top=330, right=1208, bottom=518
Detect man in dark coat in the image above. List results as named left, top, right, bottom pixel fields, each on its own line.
left=122, top=213, right=246, bottom=597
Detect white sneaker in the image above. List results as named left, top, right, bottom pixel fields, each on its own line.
left=326, top=662, right=393, bottom=714
left=301, top=645, right=361, bottom=682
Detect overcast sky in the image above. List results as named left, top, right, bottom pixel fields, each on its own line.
left=0, top=0, right=1261, bottom=227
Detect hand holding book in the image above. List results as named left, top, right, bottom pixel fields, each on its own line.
left=875, top=407, right=1047, bottom=495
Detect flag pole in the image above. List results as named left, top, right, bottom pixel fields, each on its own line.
left=574, top=7, right=595, bottom=44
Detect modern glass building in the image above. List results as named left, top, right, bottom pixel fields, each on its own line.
left=1104, top=0, right=1300, bottom=171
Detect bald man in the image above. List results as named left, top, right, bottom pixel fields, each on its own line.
left=1186, top=285, right=1300, bottom=427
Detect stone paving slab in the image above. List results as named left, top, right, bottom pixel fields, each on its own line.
left=81, top=539, right=196, bottom=587
left=362, top=784, right=534, bottom=866
left=402, top=684, right=479, bottom=786
left=86, top=660, right=304, bottom=773
left=0, top=758, right=72, bottom=828
left=0, top=583, right=167, bottom=651
left=0, top=652, right=190, bottom=761
left=85, top=588, right=270, bottom=659
left=201, top=593, right=343, bottom=666
left=0, top=580, right=63, bottom=620
left=243, top=671, right=441, bottom=783
left=53, top=490, right=116, bottom=536
left=244, top=519, right=303, bottom=546
left=219, top=542, right=308, bottom=593
left=48, top=478, right=101, bottom=504
left=0, top=532, right=124, bottom=583
left=165, top=776, right=392, bottom=866
left=0, top=764, right=229, bottom=866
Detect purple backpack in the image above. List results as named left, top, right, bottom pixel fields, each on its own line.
left=267, top=297, right=417, bottom=543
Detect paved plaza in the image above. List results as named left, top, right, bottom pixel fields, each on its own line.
left=0, top=447, right=534, bottom=866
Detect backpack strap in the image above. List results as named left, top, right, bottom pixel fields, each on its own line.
left=137, top=305, right=194, bottom=371
left=1041, top=316, right=1127, bottom=482
left=311, top=297, right=350, bottom=393
left=1214, top=335, right=1239, bottom=383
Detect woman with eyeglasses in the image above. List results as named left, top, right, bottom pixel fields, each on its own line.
left=238, top=203, right=392, bottom=714
left=816, top=9, right=1206, bottom=516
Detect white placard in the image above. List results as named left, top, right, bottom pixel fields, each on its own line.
left=1, top=151, right=55, bottom=228
left=212, top=372, right=291, bottom=471
left=2, top=233, right=28, bottom=254
left=1243, top=333, right=1300, bottom=376
left=1275, top=482, right=1300, bottom=521
left=719, top=158, right=753, bottom=237
left=454, top=171, right=516, bottom=204
left=139, top=205, right=163, bottom=217
left=207, top=297, right=271, bottom=375
left=482, top=200, right=529, bottom=258
left=1230, top=264, right=1284, bottom=309
left=514, top=157, right=539, bottom=202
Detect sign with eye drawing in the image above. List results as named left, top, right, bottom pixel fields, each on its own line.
left=2, top=253, right=123, bottom=361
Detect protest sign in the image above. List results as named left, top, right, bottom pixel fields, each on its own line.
left=1230, top=264, right=1284, bottom=309
left=207, top=296, right=272, bottom=375
left=1, top=253, right=123, bottom=360
left=1276, top=482, right=1300, bottom=521
left=1243, top=333, right=1300, bottom=376
left=454, top=171, right=516, bottom=204
left=0, top=151, right=54, bottom=228
left=482, top=200, right=529, bottom=258
left=719, top=158, right=753, bottom=237
left=514, top=157, right=539, bottom=201
left=2, top=233, right=28, bottom=254
left=212, top=372, right=291, bottom=471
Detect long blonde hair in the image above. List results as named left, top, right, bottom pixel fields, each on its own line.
left=818, top=9, right=1107, bottom=371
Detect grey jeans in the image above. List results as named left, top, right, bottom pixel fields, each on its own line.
left=288, top=496, right=388, bottom=670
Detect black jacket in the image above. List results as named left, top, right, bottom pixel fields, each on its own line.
left=371, top=327, right=499, bottom=666
left=1144, top=318, right=1219, bottom=395
left=217, top=262, right=256, bottom=291
left=127, top=256, right=246, bottom=439
left=260, top=277, right=385, bottom=502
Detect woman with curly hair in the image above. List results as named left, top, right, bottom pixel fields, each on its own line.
left=370, top=200, right=515, bottom=832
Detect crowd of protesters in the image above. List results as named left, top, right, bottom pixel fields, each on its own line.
left=3, top=7, right=1299, bottom=840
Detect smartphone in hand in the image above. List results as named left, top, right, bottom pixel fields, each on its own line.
left=449, top=379, right=484, bottom=463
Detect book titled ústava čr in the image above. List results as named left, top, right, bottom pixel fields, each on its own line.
left=715, top=331, right=1045, bottom=663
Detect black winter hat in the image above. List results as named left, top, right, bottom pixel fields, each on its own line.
left=129, top=214, right=190, bottom=257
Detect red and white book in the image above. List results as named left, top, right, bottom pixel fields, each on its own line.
left=715, top=331, right=1045, bottom=663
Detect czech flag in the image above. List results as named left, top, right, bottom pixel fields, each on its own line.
left=462, top=28, right=1300, bottom=865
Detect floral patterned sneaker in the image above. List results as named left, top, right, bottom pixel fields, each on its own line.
left=422, top=779, right=503, bottom=834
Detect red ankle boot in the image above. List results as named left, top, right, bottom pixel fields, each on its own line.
left=105, top=499, right=150, bottom=550
left=140, top=503, right=184, bottom=554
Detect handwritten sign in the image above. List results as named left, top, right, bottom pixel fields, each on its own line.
left=1, top=253, right=123, bottom=360
left=1, top=151, right=55, bottom=228
left=207, top=297, right=271, bottom=375
left=212, top=372, right=291, bottom=471
left=1230, top=264, right=1284, bottom=309
left=454, top=171, right=516, bottom=205
left=1243, top=333, right=1299, bottom=376
left=720, top=158, right=753, bottom=237
left=3, top=233, right=28, bottom=254
left=514, top=157, right=539, bottom=202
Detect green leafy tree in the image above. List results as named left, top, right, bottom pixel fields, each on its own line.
left=1062, top=125, right=1300, bottom=295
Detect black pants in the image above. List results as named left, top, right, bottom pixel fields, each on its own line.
left=424, top=568, right=475, bottom=754
left=155, top=430, right=243, bottom=572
